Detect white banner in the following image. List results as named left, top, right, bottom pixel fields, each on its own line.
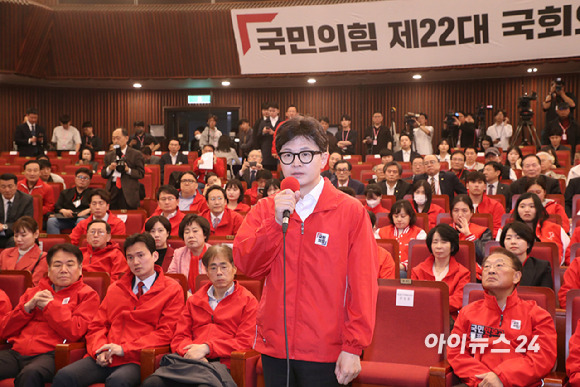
left=231, top=0, right=580, bottom=75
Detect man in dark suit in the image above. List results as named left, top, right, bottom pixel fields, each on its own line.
left=414, top=155, right=467, bottom=202
left=483, top=161, right=512, bottom=210
left=256, top=102, right=280, bottom=171
left=509, top=154, right=562, bottom=195
left=332, top=160, right=365, bottom=195
left=14, top=108, right=47, bottom=157
left=482, top=147, right=517, bottom=181
left=363, top=111, right=393, bottom=155
left=101, top=128, right=145, bottom=210
left=565, top=176, right=580, bottom=217
left=0, top=173, right=34, bottom=248
left=238, top=149, right=264, bottom=188
left=541, top=102, right=580, bottom=159
left=159, top=138, right=189, bottom=183
left=393, top=133, right=421, bottom=163
left=379, top=161, right=411, bottom=200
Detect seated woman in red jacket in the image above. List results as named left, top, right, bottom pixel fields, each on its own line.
left=0, top=216, right=47, bottom=285
left=451, top=194, right=492, bottom=266
left=225, top=179, right=251, bottom=213
left=499, top=192, right=569, bottom=264
left=525, top=176, right=569, bottom=233
left=364, top=184, right=389, bottom=215
left=144, top=216, right=174, bottom=272
left=378, top=200, right=426, bottom=274
left=141, top=245, right=258, bottom=387
left=167, top=213, right=211, bottom=294
left=448, top=248, right=557, bottom=386
left=499, top=221, right=552, bottom=288
left=411, top=180, right=444, bottom=229
left=200, top=186, right=244, bottom=237
left=411, top=223, right=471, bottom=317
left=367, top=210, right=396, bottom=279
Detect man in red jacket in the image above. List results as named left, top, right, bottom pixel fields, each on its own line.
left=234, top=117, right=378, bottom=386
left=81, top=219, right=128, bottom=281
left=0, top=243, right=100, bottom=386
left=201, top=186, right=243, bottom=236
left=448, top=248, right=557, bottom=386
left=465, top=171, right=505, bottom=238
left=17, top=159, right=55, bottom=214
left=53, top=233, right=184, bottom=387
left=143, top=185, right=185, bottom=236
left=69, top=189, right=126, bottom=245
left=142, top=244, right=257, bottom=387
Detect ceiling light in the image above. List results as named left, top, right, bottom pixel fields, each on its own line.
left=307, top=78, right=317, bottom=84
left=527, top=67, right=538, bottom=73
left=133, top=83, right=142, bottom=88
left=221, top=81, right=231, bottom=86
left=412, top=74, right=422, bottom=80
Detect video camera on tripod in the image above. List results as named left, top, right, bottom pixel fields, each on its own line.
left=517, top=92, right=537, bottom=122
left=511, top=91, right=540, bottom=148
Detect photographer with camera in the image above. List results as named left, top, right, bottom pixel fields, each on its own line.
left=411, top=113, right=434, bottom=155
left=541, top=102, right=580, bottom=161
left=363, top=111, right=393, bottom=155
left=486, top=109, right=512, bottom=150
left=102, top=128, right=145, bottom=210
left=543, top=78, right=577, bottom=127
left=443, top=111, right=476, bottom=148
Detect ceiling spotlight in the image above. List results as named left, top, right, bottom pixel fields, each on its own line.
left=133, top=83, right=142, bottom=88
left=412, top=74, right=422, bottom=80
left=527, top=67, right=538, bottom=73
left=221, top=81, right=231, bottom=86
left=307, top=78, right=317, bottom=84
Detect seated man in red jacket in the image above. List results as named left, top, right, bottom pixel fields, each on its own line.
left=53, top=233, right=184, bottom=387
left=81, top=219, right=128, bottom=281
left=143, top=185, right=185, bottom=236
left=69, top=189, right=126, bottom=245
left=17, top=159, right=55, bottom=214
left=142, top=244, right=258, bottom=387
left=448, top=248, right=557, bottom=386
left=0, top=243, right=100, bottom=386
left=201, top=186, right=244, bottom=236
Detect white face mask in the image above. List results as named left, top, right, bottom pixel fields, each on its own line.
left=414, top=194, right=427, bottom=206
left=194, top=134, right=202, bottom=141
left=366, top=198, right=381, bottom=208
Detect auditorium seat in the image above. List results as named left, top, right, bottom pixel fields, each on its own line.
left=0, top=270, right=33, bottom=309
left=208, top=235, right=236, bottom=246
left=432, top=195, right=449, bottom=212
left=32, top=194, right=43, bottom=232
left=487, top=194, right=506, bottom=209
left=195, top=273, right=263, bottom=301
left=110, top=209, right=147, bottom=235
left=342, top=155, right=362, bottom=163
left=377, top=212, right=429, bottom=231
left=38, top=234, right=71, bottom=252
left=167, top=237, right=185, bottom=250
left=146, top=164, right=161, bottom=192
left=0, top=165, right=21, bottom=174
left=163, top=164, right=192, bottom=185
left=365, top=154, right=384, bottom=165
left=48, top=182, right=64, bottom=203
left=164, top=272, right=188, bottom=301
left=436, top=212, right=493, bottom=230
left=82, top=271, right=111, bottom=302
left=350, top=163, right=372, bottom=181
left=570, top=243, right=580, bottom=263
left=408, top=240, right=476, bottom=282
left=352, top=279, right=450, bottom=386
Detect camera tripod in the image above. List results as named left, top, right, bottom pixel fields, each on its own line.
left=510, top=118, right=541, bottom=149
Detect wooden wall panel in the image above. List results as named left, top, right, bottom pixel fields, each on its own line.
left=0, top=73, right=578, bottom=153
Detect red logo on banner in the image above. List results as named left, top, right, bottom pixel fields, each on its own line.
left=237, top=13, right=278, bottom=55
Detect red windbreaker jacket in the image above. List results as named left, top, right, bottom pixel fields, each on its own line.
left=80, top=242, right=129, bottom=281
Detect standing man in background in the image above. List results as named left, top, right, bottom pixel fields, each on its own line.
left=51, top=114, right=81, bottom=153
left=363, top=111, right=393, bottom=155
left=14, top=108, right=46, bottom=157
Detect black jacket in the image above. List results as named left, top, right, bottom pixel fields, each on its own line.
left=521, top=256, right=553, bottom=289
left=363, top=125, right=392, bottom=154
left=14, top=123, right=47, bottom=157
left=413, top=171, right=467, bottom=202
left=565, top=177, right=580, bottom=217
left=510, top=175, right=562, bottom=195
left=393, top=150, right=421, bottom=163
left=54, top=187, right=93, bottom=214
left=378, top=179, right=411, bottom=201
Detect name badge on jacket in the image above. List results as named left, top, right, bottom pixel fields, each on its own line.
left=315, top=232, right=329, bottom=247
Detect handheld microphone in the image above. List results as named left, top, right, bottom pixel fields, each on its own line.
left=280, top=177, right=300, bottom=234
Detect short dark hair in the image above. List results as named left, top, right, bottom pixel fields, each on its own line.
left=256, top=170, right=273, bottom=181
left=335, top=160, right=352, bottom=171
left=525, top=176, right=547, bottom=192
left=275, top=116, right=328, bottom=154
left=201, top=245, right=234, bottom=268
left=225, top=179, right=245, bottom=203
left=521, top=154, right=541, bottom=165
left=13, top=216, right=38, bottom=234
left=419, top=112, right=428, bottom=120
left=238, top=119, right=250, bottom=126
left=26, top=108, right=38, bottom=115
left=79, top=146, right=95, bottom=162
left=464, top=146, right=477, bottom=154
left=338, top=187, right=356, bottom=197
left=451, top=150, right=465, bottom=161
left=263, top=179, right=281, bottom=198
left=75, top=167, right=93, bottom=179
left=207, top=114, right=218, bottom=122
left=87, top=219, right=111, bottom=234
left=319, top=116, right=330, bottom=124
left=379, top=149, right=393, bottom=158
left=340, top=114, right=351, bottom=121
left=388, top=200, right=416, bottom=227
left=90, top=189, right=110, bottom=204
left=38, top=159, right=51, bottom=170
left=47, top=243, right=83, bottom=266
left=179, top=213, right=211, bottom=241
left=141, top=147, right=152, bottom=156
left=205, top=185, right=226, bottom=202
left=124, top=233, right=156, bottom=255
left=205, top=172, right=218, bottom=184
left=399, top=133, right=412, bottom=142
left=59, top=114, right=71, bottom=124
left=134, top=121, right=145, bottom=127
left=383, top=161, right=402, bottom=175
left=483, top=247, right=523, bottom=275
left=451, top=194, right=474, bottom=213
left=144, top=215, right=172, bottom=236
left=268, top=102, right=279, bottom=110
left=426, top=224, right=460, bottom=256
left=156, top=185, right=179, bottom=201
left=82, top=121, right=93, bottom=129
left=549, top=126, right=564, bottom=137
left=499, top=221, right=535, bottom=255
left=364, top=184, right=382, bottom=198
left=23, top=160, right=41, bottom=170
left=0, top=173, right=17, bottom=184
left=203, top=144, right=215, bottom=152
left=484, top=161, right=503, bottom=173
left=179, top=171, right=197, bottom=185
left=465, top=171, right=486, bottom=184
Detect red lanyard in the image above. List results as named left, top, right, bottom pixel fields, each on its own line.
left=342, top=129, right=351, bottom=142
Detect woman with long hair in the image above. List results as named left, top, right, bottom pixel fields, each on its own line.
left=411, top=180, right=444, bottom=229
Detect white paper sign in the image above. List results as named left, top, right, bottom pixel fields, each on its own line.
left=396, top=289, right=415, bottom=307
left=200, top=152, right=214, bottom=170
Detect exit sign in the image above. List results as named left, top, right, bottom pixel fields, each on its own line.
left=188, top=95, right=211, bottom=104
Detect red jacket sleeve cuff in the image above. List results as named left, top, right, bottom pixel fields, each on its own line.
left=341, top=345, right=363, bottom=357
